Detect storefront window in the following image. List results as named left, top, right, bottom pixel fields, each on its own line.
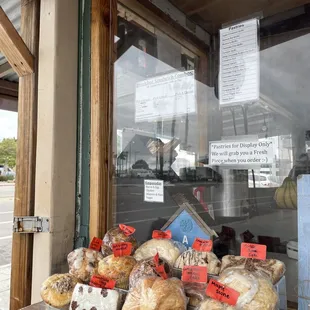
left=112, top=2, right=310, bottom=308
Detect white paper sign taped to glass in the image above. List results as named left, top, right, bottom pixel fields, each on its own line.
left=209, top=139, right=274, bottom=166
left=144, top=180, right=164, bottom=203
left=135, top=70, right=196, bottom=122
left=219, top=18, right=259, bottom=105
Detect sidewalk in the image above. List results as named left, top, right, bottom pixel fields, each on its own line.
left=0, top=264, right=10, bottom=310
left=0, top=183, right=14, bottom=187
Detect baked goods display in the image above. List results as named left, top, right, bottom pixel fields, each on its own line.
left=98, top=255, right=137, bottom=289
left=174, top=249, right=221, bottom=275
left=69, top=284, right=122, bottom=310
left=41, top=273, right=81, bottom=308
left=122, top=277, right=187, bottom=310
left=220, top=255, right=285, bottom=284
left=129, top=256, right=172, bottom=288
left=133, top=239, right=182, bottom=266
left=103, top=227, right=138, bottom=254
left=183, top=282, right=207, bottom=307
left=198, top=298, right=229, bottom=310
left=68, top=248, right=104, bottom=282
left=101, top=244, right=113, bottom=257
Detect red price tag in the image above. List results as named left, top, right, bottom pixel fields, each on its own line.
left=206, top=279, right=240, bottom=306
left=90, top=275, right=116, bottom=289
left=241, top=242, right=267, bottom=260
left=152, top=230, right=172, bottom=239
left=181, top=266, right=208, bottom=283
left=155, top=264, right=168, bottom=280
left=154, top=253, right=159, bottom=267
left=119, top=224, right=136, bottom=236
left=192, top=238, right=213, bottom=252
left=112, top=242, right=132, bottom=257
left=89, top=237, right=103, bottom=251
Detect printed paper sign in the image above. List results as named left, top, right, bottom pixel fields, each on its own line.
left=241, top=242, right=267, bottom=260
left=206, top=279, right=240, bottom=306
left=89, top=237, right=103, bottom=251
left=90, top=275, right=116, bottom=289
left=219, top=18, right=259, bottom=105
left=192, top=238, right=213, bottom=252
left=112, top=242, right=132, bottom=257
left=209, top=139, right=274, bottom=166
left=182, top=266, right=208, bottom=283
left=135, top=70, right=196, bottom=122
left=144, top=180, right=164, bottom=203
left=119, top=224, right=136, bottom=236
left=152, top=230, right=172, bottom=239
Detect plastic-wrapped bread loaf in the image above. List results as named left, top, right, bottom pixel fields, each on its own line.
left=98, top=255, right=136, bottom=290
left=133, top=239, right=183, bottom=266
left=220, top=255, right=285, bottom=284
left=122, top=277, right=187, bottom=310
left=174, top=249, right=221, bottom=275
left=67, top=248, right=104, bottom=283
left=129, top=257, right=172, bottom=288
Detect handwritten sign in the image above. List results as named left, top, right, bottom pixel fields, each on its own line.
left=154, top=253, right=160, bottom=266
left=206, top=279, right=240, bottom=306
left=192, top=238, right=213, bottom=252
left=90, top=275, right=116, bottom=289
left=182, top=266, right=207, bottom=283
left=155, top=264, right=168, bottom=279
left=119, top=224, right=136, bottom=236
left=89, top=237, right=103, bottom=251
left=112, top=242, right=132, bottom=257
left=241, top=242, right=266, bottom=260
left=152, top=230, right=172, bottom=239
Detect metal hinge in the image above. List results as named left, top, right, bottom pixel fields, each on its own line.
left=13, top=216, right=50, bottom=233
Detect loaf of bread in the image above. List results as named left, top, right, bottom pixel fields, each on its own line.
left=41, top=273, right=81, bottom=308
left=122, top=277, right=187, bottom=310
left=129, top=257, right=172, bottom=288
left=98, top=255, right=136, bottom=289
left=68, top=248, right=104, bottom=283
left=101, top=244, right=113, bottom=257
left=103, top=227, right=138, bottom=254
left=174, top=250, right=221, bottom=275
left=220, top=255, right=285, bottom=284
left=134, top=239, right=182, bottom=266
left=184, top=282, right=207, bottom=307
left=198, top=298, right=228, bottom=310
left=69, top=284, right=122, bottom=310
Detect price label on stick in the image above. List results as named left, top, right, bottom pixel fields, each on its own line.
left=182, top=266, right=207, bottom=283
left=112, top=242, right=132, bottom=257
left=89, top=237, right=103, bottom=251
left=192, top=238, right=213, bottom=252
left=152, top=230, right=172, bottom=239
left=241, top=242, right=266, bottom=260
left=90, top=275, right=116, bottom=289
left=119, top=224, right=136, bottom=236
left=206, top=279, right=240, bottom=306
left=154, top=253, right=160, bottom=266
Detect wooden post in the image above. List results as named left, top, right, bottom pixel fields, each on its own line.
left=10, top=0, right=40, bottom=309
left=90, top=0, right=117, bottom=239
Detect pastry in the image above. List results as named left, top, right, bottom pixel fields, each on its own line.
left=220, top=255, right=285, bottom=284
left=41, top=273, right=80, bottom=308
left=122, top=277, right=187, bottom=310
left=101, top=244, right=113, bottom=257
left=174, top=250, right=221, bottom=275
left=129, top=257, right=172, bottom=288
left=68, top=248, right=104, bottom=282
left=98, top=255, right=136, bottom=289
left=69, top=284, right=122, bottom=310
left=198, top=298, right=228, bottom=310
left=184, top=282, right=207, bottom=307
left=134, top=239, right=181, bottom=266
left=103, top=227, right=138, bottom=254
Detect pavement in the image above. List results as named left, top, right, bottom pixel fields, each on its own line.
left=0, top=184, right=14, bottom=310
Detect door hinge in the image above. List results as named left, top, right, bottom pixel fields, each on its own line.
left=13, top=216, right=50, bottom=233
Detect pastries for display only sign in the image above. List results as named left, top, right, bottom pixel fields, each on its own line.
left=89, top=237, right=103, bottom=251
left=206, top=279, right=240, bottom=306
left=112, top=242, right=132, bottom=257
left=181, top=266, right=208, bottom=283
left=192, top=237, right=213, bottom=252
left=241, top=242, right=267, bottom=260
left=119, top=224, right=136, bottom=236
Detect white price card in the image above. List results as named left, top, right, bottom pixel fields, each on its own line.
left=144, top=180, right=164, bottom=203
left=219, top=18, right=259, bottom=105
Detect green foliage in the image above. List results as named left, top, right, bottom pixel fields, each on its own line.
left=0, top=175, right=14, bottom=182
left=0, top=138, right=17, bottom=168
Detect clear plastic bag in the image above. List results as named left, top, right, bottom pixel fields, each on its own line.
left=133, top=239, right=184, bottom=266
left=183, top=282, right=207, bottom=307
left=122, top=276, right=187, bottom=310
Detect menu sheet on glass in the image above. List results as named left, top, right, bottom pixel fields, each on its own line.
left=219, top=18, right=259, bottom=106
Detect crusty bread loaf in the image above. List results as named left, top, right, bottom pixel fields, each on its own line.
left=122, top=277, right=187, bottom=310
left=220, top=255, right=285, bottom=284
